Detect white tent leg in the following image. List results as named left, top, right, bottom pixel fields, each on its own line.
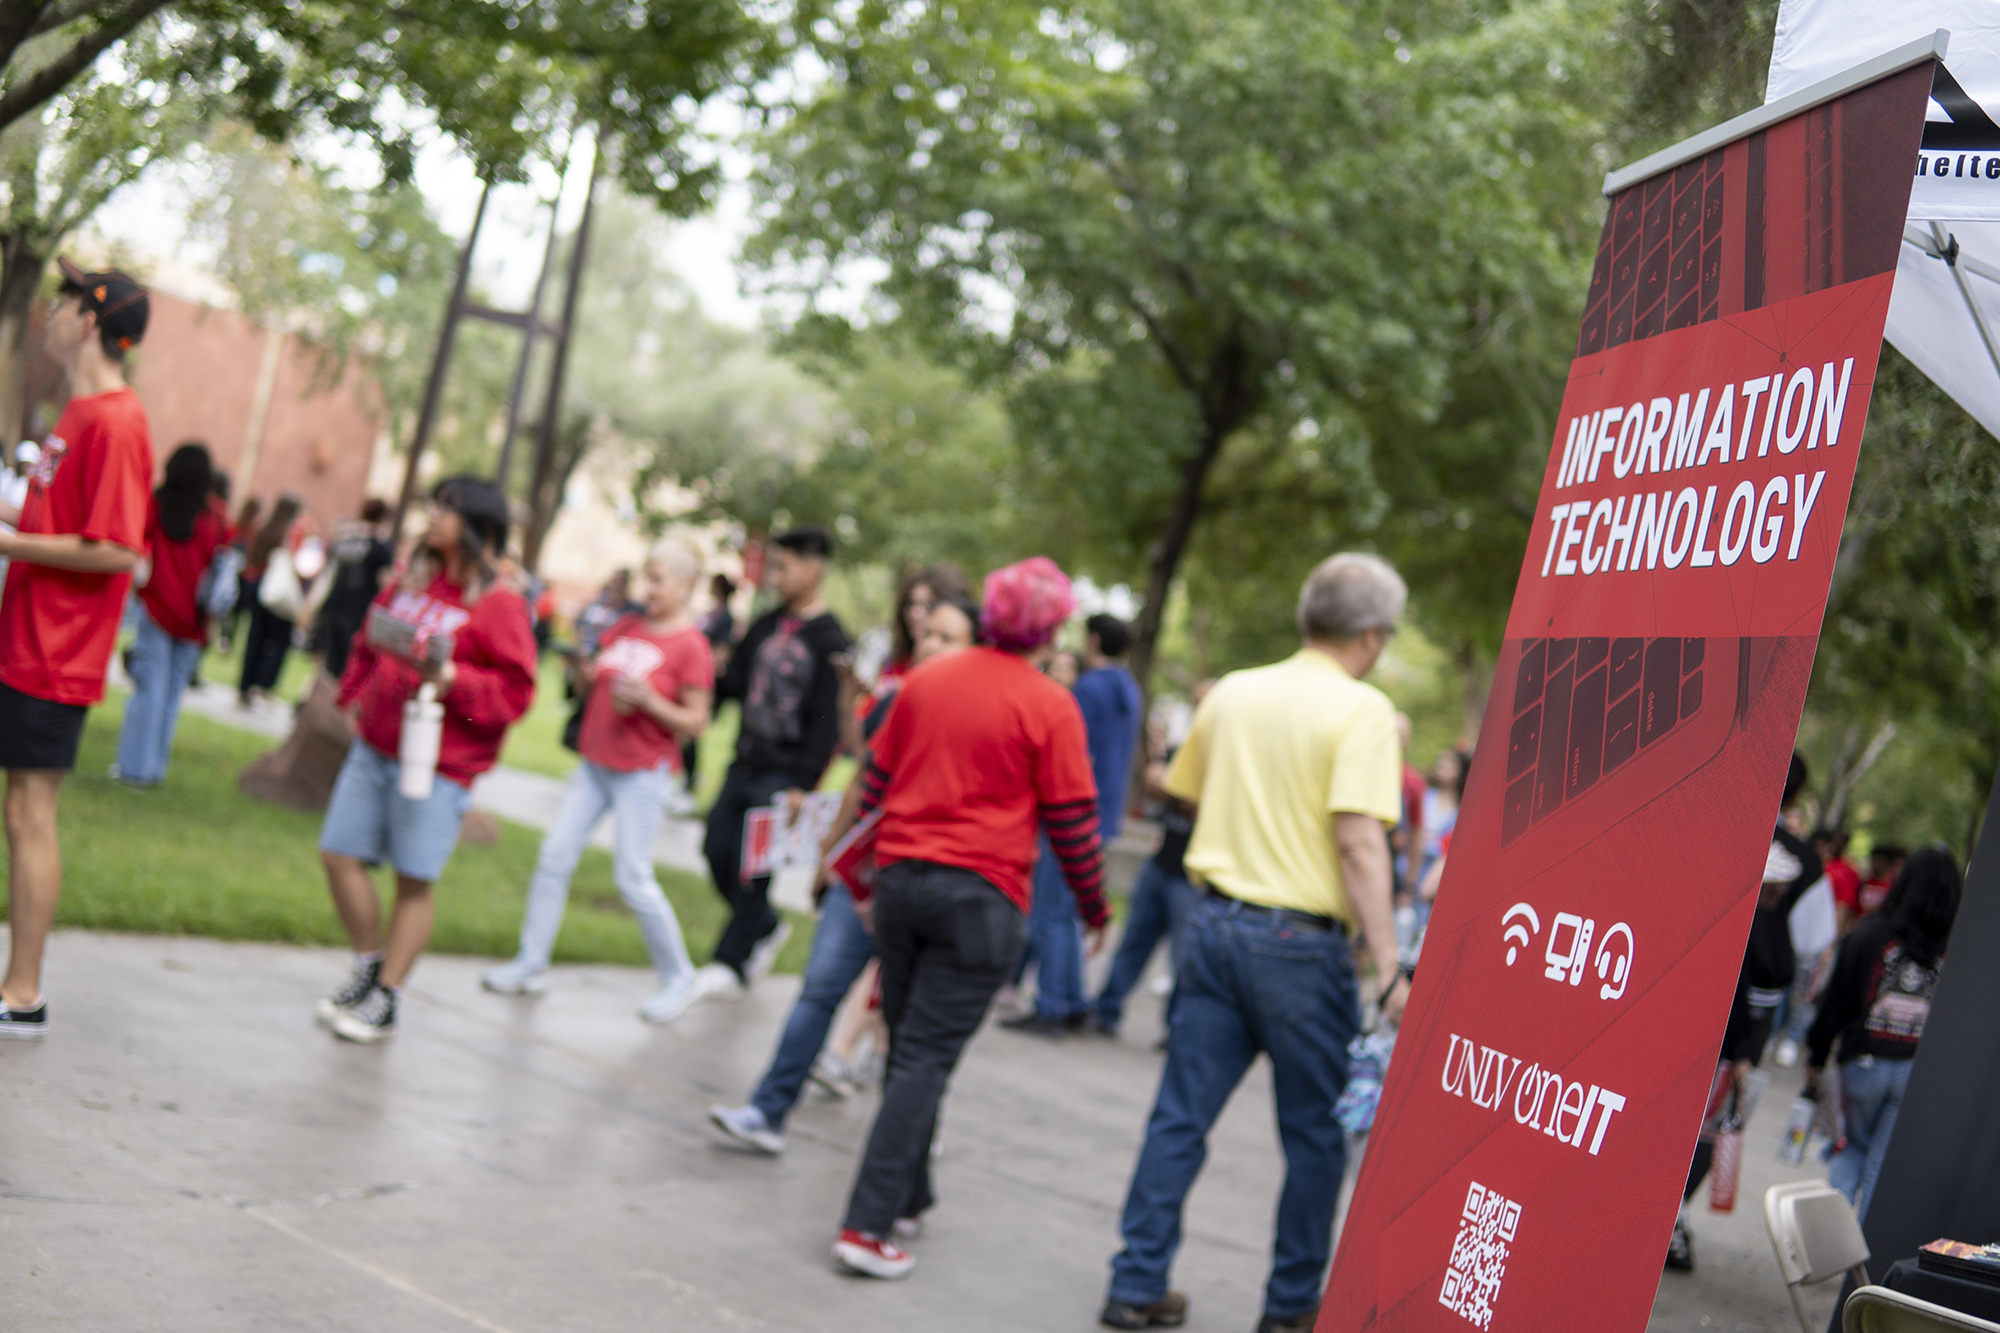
left=1930, top=222, right=2000, bottom=382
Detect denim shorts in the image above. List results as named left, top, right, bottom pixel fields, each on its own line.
left=319, top=740, right=473, bottom=882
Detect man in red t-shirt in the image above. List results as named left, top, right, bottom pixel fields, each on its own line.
left=822, top=556, right=1109, bottom=1281
left=0, top=260, right=153, bottom=1038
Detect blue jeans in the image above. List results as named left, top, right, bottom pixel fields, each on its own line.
left=114, top=604, right=204, bottom=784
left=751, top=882, right=877, bottom=1129
left=1829, top=1056, right=1913, bottom=1221
left=1094, top=860, right=1197, bottom=1030
left=1108, top=895, right=1358, bottom=1321
left=1027, top=838, right=1086, bottom=1017
left=515, top=761, right=692, bottom=983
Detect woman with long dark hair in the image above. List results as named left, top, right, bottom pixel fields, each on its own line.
left=237, top=493, right=304, bottom=704
left=113, top=442, right=226, bottom=786
left=313, top=476, right=538, bottom=1043
left=1805, top=845, right=1963, bottom=1219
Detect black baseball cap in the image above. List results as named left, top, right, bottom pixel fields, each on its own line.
left=56, top=256, right=149, bottom=351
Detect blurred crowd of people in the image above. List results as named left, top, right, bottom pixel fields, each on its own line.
left=0, top=259, right=1974, bottom=1333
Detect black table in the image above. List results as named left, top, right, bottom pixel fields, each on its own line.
left=1884, top=1258, right=2000, bottom=1324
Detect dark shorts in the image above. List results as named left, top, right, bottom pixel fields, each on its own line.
left=0, top=678, right=88, bottom=771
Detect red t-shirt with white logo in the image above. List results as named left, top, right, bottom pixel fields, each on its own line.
left=0, top=387, right=154, bottom=704
left=578, top=616, right=714, bottom=774
left=336, top=572, right=539, bottom=787
left=138, top=501, right=228, bottom=642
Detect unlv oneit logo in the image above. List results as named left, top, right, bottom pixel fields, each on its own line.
left=1918, top=65, right=2000, bottom=179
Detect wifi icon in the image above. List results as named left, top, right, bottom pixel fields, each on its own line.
left=1501, top=903, right=1541, bottom=966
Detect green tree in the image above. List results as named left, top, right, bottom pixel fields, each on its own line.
left=0, top=0, right=783, bottom=442
left=750, top=0, right=1621, bottom=689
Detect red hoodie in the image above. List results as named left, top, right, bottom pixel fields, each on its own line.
left=337, top=572, right=537, bottom=787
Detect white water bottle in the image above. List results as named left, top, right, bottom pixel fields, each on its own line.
left=399, top=683, right=443, bottom=800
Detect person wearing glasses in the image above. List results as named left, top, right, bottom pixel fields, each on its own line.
left=312, top=478, right=538, bottom=1043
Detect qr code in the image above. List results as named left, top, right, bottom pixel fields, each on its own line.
left=1439, top=1180, right=1521, bottom=1328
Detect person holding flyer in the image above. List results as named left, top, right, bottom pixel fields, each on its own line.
left=314, top=477, right=537, bottom=1043
left=695, top=527, right=850, bottom=999
left=483, top=536, right=715, bottom=1022
left=710, top=595, right=979, bottom=1154
left=0, top=259, right=153, bottom=1039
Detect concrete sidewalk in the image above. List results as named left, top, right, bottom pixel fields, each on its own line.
left=2, top=929, right=1840, bottom=1331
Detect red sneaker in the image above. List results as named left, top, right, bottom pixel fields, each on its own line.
left=832, top=1228, right=916, bottom=1279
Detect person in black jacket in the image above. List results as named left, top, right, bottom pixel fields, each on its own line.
left=1666, top=752, right=1820, bottom=1273
left=1805, top=847, right=1961, bottom=1219
left=690, top=528, right=850, bottom=999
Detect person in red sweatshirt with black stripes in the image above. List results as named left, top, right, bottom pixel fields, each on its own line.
left=821, top=555, right=1110, bottom=1280
left=313, top=476, right=537, bottom=1043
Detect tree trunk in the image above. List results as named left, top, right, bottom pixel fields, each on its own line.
left=1127, top=418, right=1229, bottom=697
left=0, top=233, right=50, bottom=445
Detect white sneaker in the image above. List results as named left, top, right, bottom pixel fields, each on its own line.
left=709, top=1103, right=785, bottom=1155
left=745, top=920, right=793, bottom=985
left=639, top=974, right=702, bottom=1024
left=809, top=1050, right=858, bottom=1098
left=690, top=962, right=745, bottom=1002
left=892, top=1215, right=924, bottom=1240
left=481, top=958, right=548, bottom=996
left=1774, top=1037, right=1801, bottom=1068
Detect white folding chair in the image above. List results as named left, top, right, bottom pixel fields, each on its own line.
left=1767, top=1181, right=1872, bottom=1333
left=1845, top=1284, right=2000, bottom=1332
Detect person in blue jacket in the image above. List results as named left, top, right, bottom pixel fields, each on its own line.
left=1005, top=613, right=1144, bottom=1034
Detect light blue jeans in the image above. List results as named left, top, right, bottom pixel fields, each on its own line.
left=515, top=760, right=692, bottom=983
left=114, top=604, right=204, bottom=785
left=1829, top=1055, right=1913, bottom=1221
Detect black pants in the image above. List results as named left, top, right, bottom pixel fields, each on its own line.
left=842, top=860, right=1027, bottom=1236
left=702, top=764, right=795, bottom=977
left=321, top=611, right=365, bottom=683
left=239, top=599, right=295, bottom=696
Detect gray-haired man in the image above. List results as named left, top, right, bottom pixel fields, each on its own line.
left=1101, top=553, right=1409, bottom=1333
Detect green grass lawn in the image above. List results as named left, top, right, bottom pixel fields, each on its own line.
left=9, top=691, right=814, bottom=973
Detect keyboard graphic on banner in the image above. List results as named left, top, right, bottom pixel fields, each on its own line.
left=1501, top=636, right=1705, bottom=844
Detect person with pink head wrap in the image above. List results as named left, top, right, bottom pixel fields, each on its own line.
left=980, top=555, right=1076, bottom=652
left=810, top=554, right=1110, bottom=1281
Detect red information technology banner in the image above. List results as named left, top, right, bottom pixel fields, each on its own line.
left=1320, top=59, right=1935, bottom=1333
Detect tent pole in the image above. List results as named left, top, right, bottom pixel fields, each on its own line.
left=1930, top=222, right=2000, bottom=382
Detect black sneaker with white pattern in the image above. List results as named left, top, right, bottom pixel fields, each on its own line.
left=316, top=958, right=381, bottom=1025
left=331, top=985, right=396, bottom=1043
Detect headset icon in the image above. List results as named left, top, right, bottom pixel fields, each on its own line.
left=1595, top=923, right=1635, bottom=1000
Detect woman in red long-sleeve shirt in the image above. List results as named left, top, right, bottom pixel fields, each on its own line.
left=313, top=477, right=537, bottom=1043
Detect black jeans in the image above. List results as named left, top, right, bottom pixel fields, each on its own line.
left=842, top=860, right=1027, bottom=1236
left=702, top=764, right=795, bottom=977
left=239, top=599, right=294, bottom=696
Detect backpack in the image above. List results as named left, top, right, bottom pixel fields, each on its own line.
left=197, top=545, right=246, bottom=619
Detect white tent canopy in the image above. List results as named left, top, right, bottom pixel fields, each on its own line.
left=1768, top=0, right=2000, bottom=440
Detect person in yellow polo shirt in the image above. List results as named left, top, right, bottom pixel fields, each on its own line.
left=1100, top=552, right=1408, bottom=1333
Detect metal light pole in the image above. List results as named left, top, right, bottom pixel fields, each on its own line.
left=392, top=180, right=491, bottom=544
left=522, top=136, right=603, bottom=570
